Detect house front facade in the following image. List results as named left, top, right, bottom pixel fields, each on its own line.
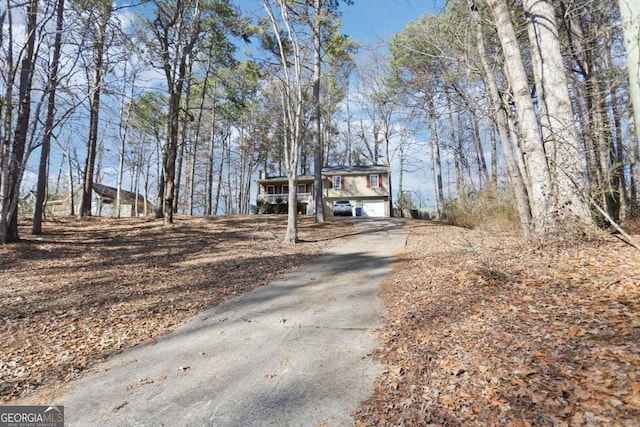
left=256, top=165, right=390, bottom=217
left=256, top=173, right=315, bottom=214
left=322, top=165, right=390, bottom=218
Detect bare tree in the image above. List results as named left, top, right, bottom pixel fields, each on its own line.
left=261, top=0, right=310, bottom=243
left=79, top=0, right=113, bottom=218
left=523, top=0, right=593, bottom=227
left=468, top=0, right=532, bottom=235
left=32, top=0, right=65, bottom=234
left=0, top=0, right=38, bottom=243
left=484, top=0, right=555, bottom=234
left=620, top=0, right=640, bottom=151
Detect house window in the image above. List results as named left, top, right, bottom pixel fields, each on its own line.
left=369, top=174, right=380, bottom=188
left=333, top=176, right=342, bottom=189
left=282, top=185, right=289, bottom=194
left=297, top=184, right=306, bottom=194
left=267, top=185, right=275, bottom=195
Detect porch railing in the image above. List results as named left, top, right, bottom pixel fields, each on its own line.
left=258, top=193, right=313, bottom=204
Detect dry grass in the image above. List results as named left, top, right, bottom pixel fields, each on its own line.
left=355, top=220, right=640, bottom=426
left=0, top=215, right=356, bottom=403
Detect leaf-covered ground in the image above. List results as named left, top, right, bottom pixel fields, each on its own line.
left=355, top=221, right=640, bottom=426
left=0, top=215, right=355, bottom=403
left=2, top=216, right=639, bottom=426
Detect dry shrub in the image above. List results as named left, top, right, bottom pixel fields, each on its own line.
left=443, top=188, right=520, bottom=231
left=621, top=216, right=640, bottom=234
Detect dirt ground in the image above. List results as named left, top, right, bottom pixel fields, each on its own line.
left=354, top=221, right=640, bottom=426
left=0, top=215, right=356, bottom=403
left=2, top=215, right=639, bottom=426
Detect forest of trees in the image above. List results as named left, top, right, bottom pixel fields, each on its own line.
left=0, top=0, right=638, bottom=243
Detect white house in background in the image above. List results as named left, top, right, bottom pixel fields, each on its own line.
left=46, top=183, right=154, bottom=217
left=257, top=164, right=390, bottom=218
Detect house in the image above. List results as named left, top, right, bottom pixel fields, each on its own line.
left=322, top=165, right=390, bottom=217
left=255, top=173, right=315, bottom=214
left=18, top=190, right=38, bottom=214
left=256, top=164, right=390, bottom=217
left=46, top=183, right=154, bottom=217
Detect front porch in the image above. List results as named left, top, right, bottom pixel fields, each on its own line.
left=257, top=192, right=313, bottom=204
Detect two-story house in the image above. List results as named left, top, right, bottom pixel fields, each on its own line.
left=322, top=165, right=390, bottom=217
left=256, top=164, right=390, bottom=217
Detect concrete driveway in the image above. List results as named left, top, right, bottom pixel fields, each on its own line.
left=38, top=218, right=407, bottom=427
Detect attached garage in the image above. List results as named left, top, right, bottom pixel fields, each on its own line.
left=362, top=200, right=386, bottom=217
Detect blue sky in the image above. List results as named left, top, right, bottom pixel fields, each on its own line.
left=340, top=0, right=446, bottom=44
left=337, top=1, right=448, bottom=210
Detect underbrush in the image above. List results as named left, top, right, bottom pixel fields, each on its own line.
left=442, top=188, right=520, bottom=231
left=442, top=190, right=640, bottom=243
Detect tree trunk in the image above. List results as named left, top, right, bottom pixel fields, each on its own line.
left=470, top=108, right=490, bottom=188
left=445, top=87, right=466, bottom=204
left=470, top=0, right=532, bottom=234
left=174, top=61, right=193, bottom=215
left=153, top=1, right=202, bottom=225
left=0, top=0, right=37, bottom=243
left=426, top=98, right=444, bottom=216
left=611, top=85, right=627, bottom=220
left=262, top=0, right=303, bottom=243
left=523, top=0, right=593, bottom=227
left=0, top=0, right=15, bottom=243
left=398, top=135, right=405, bottom=217
left=630, top=114, right=640, bottom=216
left=490, top=124, right=498, bottom=187
left=214, top=130, right=226, bottom=215
left=486, top=0, right=553, bottom=234
left=33, top=0, right=64, bottom=234
left=206, top=118, right=215, bottom=216
left=155, top=169, right=165, bottom=219
left=80, top=5, right=111, bottom=218
left=313, top=0, right=324, bottom=223
left=115, top=64, right=135, bottom=218
left=620, top=0, right=640, bottom=154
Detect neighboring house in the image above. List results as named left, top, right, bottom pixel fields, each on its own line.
left=256, top=164, right=390, bottom=217
left=256, top=172, right=315, bottom=214
left=46, top=183, right=154, bottom=217
left=18, top=191, right=38, bottom=214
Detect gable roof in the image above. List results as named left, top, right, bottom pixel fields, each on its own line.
left=258, top=165, right=389, bottom=183
left=321, top=164, right=389, bottom=175
left=257, top=175, right=315, bottom=184
left=92, top=183, right=154, bottom=209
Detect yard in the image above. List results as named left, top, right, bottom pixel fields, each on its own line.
left=0, top=215, right=355, bottom=402
left=355, top=221, right=640, bottom=426
left=1, top=215, right=639, bottom=425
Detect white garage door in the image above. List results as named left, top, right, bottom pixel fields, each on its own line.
left=362, top=200, right=386, bottom=217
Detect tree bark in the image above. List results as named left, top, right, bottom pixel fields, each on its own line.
left=485, top=0, right=553, bottom=234
left=262, top=0, right=305, bottom=243
left=33, top=0, right=65, bottom=234
left=469, top=0, right=532, bottom=235
left=426, top=96, right=444, bottom=217
left=313, top=0, right=325, bottom=223
left=0, top=0, right=37, bottom=243
left=620, top=0, right=640, bottom=155
left=174, top=60, right=193, bottom=215
left=523, top=0, right=593, bottom=227
left=80, top=3, right=111, bottom=218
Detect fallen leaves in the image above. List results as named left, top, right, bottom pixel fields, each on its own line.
left=112, top=401, right=128, bottom=412
left=0, top=215, right=355, bottom=403
left=354, top=222, right=640, bottom=426
left=125, top=378, right=154, bottom=390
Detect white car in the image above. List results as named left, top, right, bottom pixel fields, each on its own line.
left=333, top=200, right=353, bottom=216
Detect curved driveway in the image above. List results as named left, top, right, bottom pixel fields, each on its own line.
left=47, top=218, right=407, bottom=427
